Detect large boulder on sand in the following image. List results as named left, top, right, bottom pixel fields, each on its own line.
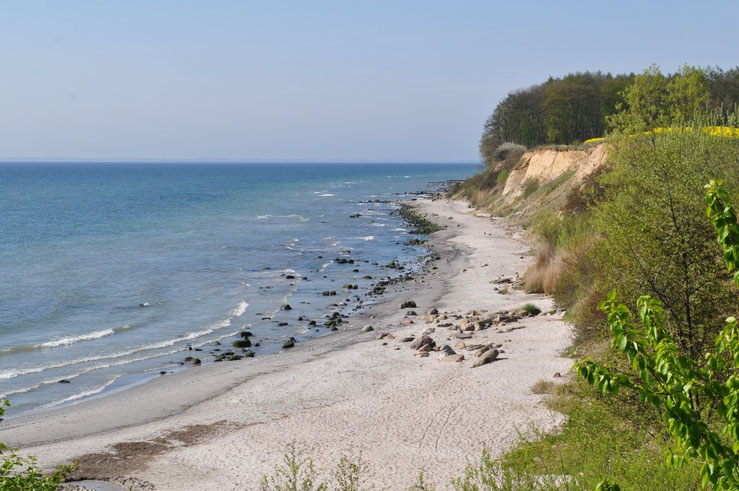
left=410, top=335, right=435, bottom=350
left=472, top=349, right=499, bottom=368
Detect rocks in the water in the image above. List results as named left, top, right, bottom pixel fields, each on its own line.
left=285, top=274, right=296, bottom=279
left=322, top=291, right=337, bottom=296
left=184, top=356, right=201, bottom=365
left=243, top=350, right=255, bottom=358
left=308, top=320, right=317, bottom=326
left=233, top=339, right=251, bottom=348
left=343, top=284, right=358, bottom=289
left=361, top=325, right=374, bottom=332
left=58, top=379, right=71, bottom=384
left=281, top=304, right=292, bottom=310
left=399, top=300, right=417, bottom=309
left=410, top=335, right=435, bottom=350
left=283, top=338, right=296, bottom=349
left=472, top=349, right=499, bottom=368
left=278, top=322, right=289, bottom=326
left=335, top=258, right=354, bottom=264
left=239, top=331, right=253, bottom=339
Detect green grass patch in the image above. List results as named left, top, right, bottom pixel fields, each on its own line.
left=522, top=303, right=542, bottom=316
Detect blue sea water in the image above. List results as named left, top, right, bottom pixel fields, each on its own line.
left=0, top=162, right=475, bottom=415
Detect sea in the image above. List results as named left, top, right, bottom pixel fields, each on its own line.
left=0, top=162, right=476, bottom=416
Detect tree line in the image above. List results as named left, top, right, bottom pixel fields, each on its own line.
left=480, top=65, right=739, bottom=165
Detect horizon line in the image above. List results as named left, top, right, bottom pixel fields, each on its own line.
left=0, top=158, right=479, bottom=165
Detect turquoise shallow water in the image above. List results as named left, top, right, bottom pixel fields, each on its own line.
left=0, top=162, right=476, bottom=415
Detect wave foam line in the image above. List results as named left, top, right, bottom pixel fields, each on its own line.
left=40, top=329, right=115, bottom=349
left=39, top=374, right=124, bottom=410
left=0, top=322, right=232, bottom=380
left=0, top=322, right=144, bottom=356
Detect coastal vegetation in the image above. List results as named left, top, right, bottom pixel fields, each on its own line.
left=480, top=65, right=739, bottom=166
left=453, top=63, right=739, bottom=488
left=0, top=400, right=72, bottom=489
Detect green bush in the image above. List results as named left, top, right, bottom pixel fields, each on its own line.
left=594, top=118, right=739, bottom=357
left=1, top=400, right=73, bottom=489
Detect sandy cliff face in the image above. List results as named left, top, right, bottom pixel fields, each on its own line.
left=502, top=143, right=607, bottom=199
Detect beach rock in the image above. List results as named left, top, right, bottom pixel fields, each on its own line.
left=283, top=339, right=295, bottom=349
left=454, top=333, right=473, bottom=339
left=361, top=325, right=374, bottom=332
left=402, top=319, right=414, bottom=325
left=410, top=335, right=435, bottom=350
left=428, top=308, right=439, bottom=315
left=243, top=350, right=255, bottom=358
left=233, top=339, right=251, bottom=348
left=285, top=274, right=295, bottom=279
left=58, top=379, right=71, bottom=384
left=438, top=345, right=456, bottom=359
left=472, top=349, right=499, bottom=368
left=400, top=336, right=415, bottom=343
left=454, top=341, right=466, bottom=349
left=278, top=322, right=288, bottom=326
left=239, top=331, right=253, bottom=338
left=405, top=310, right=417, bottom=316
left=281, top=304, right=292, bottom=310
left=441, top=354, right=464, bottom=363
left=415, top=352, right=429, bottom=358
left=423, top=327, right=436, bottom=335
left=399, top=300, right=417, bottom=309
left=553, top=372, right=562, bottom=378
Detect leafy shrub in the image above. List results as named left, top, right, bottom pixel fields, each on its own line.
left=594, top=120, right=739, bottom=357
left=575, top=181, right=739, bottom=489
left=0, top=400, right=73, bottom=489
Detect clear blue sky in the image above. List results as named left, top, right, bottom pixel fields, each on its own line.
left=1, top=1, right=737, bottom=162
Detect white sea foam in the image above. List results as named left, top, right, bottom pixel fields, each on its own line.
left=256, top=214, right=309, bottom=222
left=360, top=236, right=375, bottom=241
left=316, top=193, right=335, bottom=197
left=0, top=323, right=230, bottom=380
left=40, top=329, right=115, bottom=349
left=39, top=375, right=124, bottom=410
left=370, top=223, right=387, bottom=227
left=393, top=227, right=407, bottom=232
left=229, top=301, right=249, bottom=317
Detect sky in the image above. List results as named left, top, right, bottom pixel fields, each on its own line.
left=1, top=1, right=737, bottom=163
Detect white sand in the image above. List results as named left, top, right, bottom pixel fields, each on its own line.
left=0, top=198, right=573, bottom=490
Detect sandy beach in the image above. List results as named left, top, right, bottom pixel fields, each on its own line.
left=0, top=197, right=573, bottom=490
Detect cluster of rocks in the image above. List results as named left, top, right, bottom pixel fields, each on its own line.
left=417, top=306, right=537, bottom=334
left=367, top=301, right=547, bottom=368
